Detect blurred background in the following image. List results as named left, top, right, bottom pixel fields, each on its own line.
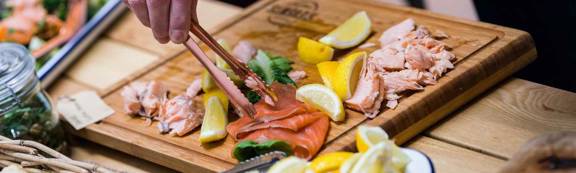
left=220, top=0, right=576, bottom=92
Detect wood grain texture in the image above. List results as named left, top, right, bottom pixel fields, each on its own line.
left=407, top=137, right=506, bottom=173
left=69, top=137, right=178, bottom=173
left=65, top=38, right=160, bottom=92
left=428, top=79, right=576, bottom=159
left=70, top=0, right=536, bottom=172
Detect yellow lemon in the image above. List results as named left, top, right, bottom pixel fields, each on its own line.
left=268, top=156, right=308, bottom=173
left=349, top=142, right=389, bottom=173
left=309, top=152, right=354, bottom=173
left=356, top=125, right=389, bottom=152
left=296, top=84, right=345, bottom=122
left=298, top=37, right=335, bottom=64
left=319, top=11, right=371, bottom=49
left=332, top=52, right=366, bottom=99
left=201, top=69, right=216, bottom=92
left=316, top=61, right=339, bottom=89
left=339, top=153, right=362, bottom=173
left=199, top=90, right=229, bottom=143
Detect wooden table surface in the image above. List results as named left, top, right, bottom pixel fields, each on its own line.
left=46, top=1, right=576, bottom=173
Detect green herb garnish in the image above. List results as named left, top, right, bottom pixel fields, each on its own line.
left=233, top=140, right=293, bottom=162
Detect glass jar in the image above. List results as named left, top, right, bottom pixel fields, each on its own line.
left=0, top=43, right=67, bottom=151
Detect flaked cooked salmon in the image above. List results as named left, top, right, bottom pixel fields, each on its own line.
left=346, top=62, right=385, bottom=118
left=121, top=81, right=169, bottom=118
left=347, top=18, right=457, bottom=116
left=379, top=18, right=415, bottom=46
left=157, top=79, right=203, bottom=136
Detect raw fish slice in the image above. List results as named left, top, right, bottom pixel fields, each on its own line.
left=242, top=115, right=330, bottom=159
left=233, top=112, right=325, bottom=139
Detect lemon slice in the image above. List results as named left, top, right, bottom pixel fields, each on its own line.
left=316, top=61, right=339, bottom=89
left=319, top=11, right=372, bottom=49
left=356, top=125, right=389, bottom=152
left=298, top=37, right=335, bottom=64
left=296, top=84, right=345, bottom=122
left=309, top=152, right=354, bottom=173
left=332, top=52, right=366, bottom=99
left=199, top=90, right=229, bottom=143
left=268, top=156, right=308, bottom=173
left=339, top=153, right=362, bottom=173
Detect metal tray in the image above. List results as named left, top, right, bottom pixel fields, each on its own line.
left=38, top=0, right=126, bottom=87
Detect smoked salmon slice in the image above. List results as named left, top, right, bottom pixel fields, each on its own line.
left=227, top=83, right=331, bottom=159
left=241, top=115, right=330, bottom=159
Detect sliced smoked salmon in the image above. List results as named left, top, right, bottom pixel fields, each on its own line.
left=227, top=83, right=331, bottom=159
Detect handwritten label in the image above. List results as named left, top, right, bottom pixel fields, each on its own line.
left=57, top=91, right=114, bottom=130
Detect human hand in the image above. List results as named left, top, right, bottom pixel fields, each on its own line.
left=123, top=0, right=198, bottom=44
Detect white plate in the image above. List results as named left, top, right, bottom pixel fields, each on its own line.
left=402, top=148, right=435, bottom=173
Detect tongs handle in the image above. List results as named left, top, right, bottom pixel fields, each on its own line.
left=183, top=38, right=256, bottom=117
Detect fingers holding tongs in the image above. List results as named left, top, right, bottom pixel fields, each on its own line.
left=183, top=22, right=277, bottom=118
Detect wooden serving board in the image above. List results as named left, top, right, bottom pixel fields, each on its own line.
left=71, top=0, right=536, bottom=172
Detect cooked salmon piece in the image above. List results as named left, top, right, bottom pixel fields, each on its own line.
left=232, top=40, right=257, bottom=63
left=121, top=82, right=146, bottom=116
left=379, top=18, right=415, bottom=46
left=345, top=62, right=385, bottom=118
left=157, top=80, right=203, bottom=136
left=382, top=70, right=425, bottom=93
left=288, top=70, right=307, bottom=83
left=369, top=48, right=405, bottom=71
left=429, top=50, right=456, bottom=78
left=404, top=45, right=434, bottom=71
left=140, top=81, right=169, bottom=118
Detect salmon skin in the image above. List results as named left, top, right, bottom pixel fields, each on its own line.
left=227, top=83, right=330, bottom=159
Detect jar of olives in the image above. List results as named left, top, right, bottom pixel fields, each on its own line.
left=0, top=43, right=67, bottom=152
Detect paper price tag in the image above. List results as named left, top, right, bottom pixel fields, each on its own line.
left=57, top=91, right=114, bottom=130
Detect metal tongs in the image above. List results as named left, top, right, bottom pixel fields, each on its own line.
left=183, top=20, right=277, bottom=118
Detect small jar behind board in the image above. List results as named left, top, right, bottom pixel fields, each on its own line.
left=0, top=43, right=67, bottom=152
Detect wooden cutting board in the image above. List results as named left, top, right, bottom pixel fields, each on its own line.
left=71, top=0, right=536, bottom=172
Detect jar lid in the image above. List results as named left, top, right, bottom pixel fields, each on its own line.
left=0, top=43, right=38, bottom=114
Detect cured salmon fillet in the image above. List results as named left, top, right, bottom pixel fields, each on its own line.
left=242, top=115, right=330, bottom=159
left=227, top=83, right=330, bottom=159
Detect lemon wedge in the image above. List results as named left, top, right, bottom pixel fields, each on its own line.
left=268, top=156, right=308, bottom=173
left=298, top=37, right=334, bottom=64
left=332, top=52, right=366, bottom=99
left=309, top=152, right=354, bottom=173
left=349, top=142, right=392, bottom=173
left=296, top=84, right=345, bottom=122
left=316, top=61, right=339, bottom=89
left=199, top=90, right=229, bottom=143
left=203, top=89, right=229, bottom=110
left=201, top=70, right=216, bottom=92
left=319, top=11, right=372, bottom=49
left=339, top=153, right=362, bottom=173
left=356, top=125, right=389, bottom=152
